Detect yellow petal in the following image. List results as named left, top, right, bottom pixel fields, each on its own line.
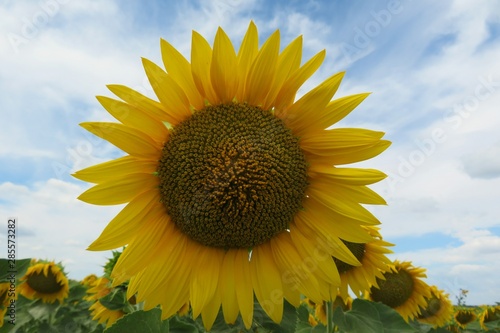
left=131, top=227, right=188, bottom=299
left=308, top=166, right=387, bottom=185
left=236, top=21, right=259, bottom=101
left=324, top=182, right=387, bottom=205
left=72, top=156, right=157, bottom=184
left=87, top=190, right=160, bottom=251
left=299, top=196, right=374, bottom=243
left=263, top=35, right=302, bottom=110
left=160, top=39, right=205, bottom=110
left=271, top=232, right=325, bottom=303
left=80, top=122, right=160, bottom=159
left=284, top=72, right=344, bottom=135
left=106, top=84, right=168, bottom=122
left=234, top=249, right=253, bottom=329
left=301, top=128, right=385, bottom=153
left=77, top=173, right=158, bottom=205
left=201, top=289, right=222, bottom=331
left=245, top=30, right=280, bottom=105
left=142, top=58, right=192, bottom=125
left=251, top=242, right=283, bottom=323
left=306, top=93, right=371, bottom=132
left=191, top=31, right=218, bottom=104
left=274, top=49, right=325, bottom=114
left=211, top=27, right=237, bottom=102
left=305, top=140, right=391, bottom=165
left=219, top=250, right=239, bottom=324
left=190, top=246, right=223, bottom=318
left=155, top=240, right=196, bottom=317
left=289, top=226, right=341, bottom=286
left=294, top=209, right=360, bottom=266
left=307, top=184, right=380, bottom=225
left=96, top=96, right=169, bottom=143
left=111, top=212, right=170, bottom=284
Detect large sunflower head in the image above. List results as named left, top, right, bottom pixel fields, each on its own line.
left=416, top=285, right=453, bottom=328
left=479, top=305, right=500, bottom=330
left=75, top=21, right=390, bottom=330
left=367, top=260, right=431, bottom=321
left=332, top=226, right=393, bottom=299
left=18, top=260, right=69, bottom=304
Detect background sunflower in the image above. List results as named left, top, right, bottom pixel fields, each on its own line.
left=367, top=260, right=431, bottom=321
left=18, top=260, right=69, bottom=304
left=417, top=285, right=453, bottom=328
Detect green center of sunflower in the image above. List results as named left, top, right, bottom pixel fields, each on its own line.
left=157, top=103, right=308, bottom=248
left=26, top=270, right=64, bottom=294
left=333, top=241, right=366, bottom=274
left=418, top=295, right=441, bottom=319
left=370, top=269, right=414, bottom=308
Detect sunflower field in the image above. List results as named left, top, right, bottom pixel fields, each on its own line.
left=2, top=21, right=499, bottom=333
left=1, top=255, right=500, bottom=332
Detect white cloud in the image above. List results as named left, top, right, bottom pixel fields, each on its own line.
left=0, top=179, right=120, bottom=279
left=392, top=229, right=500, bottom=305
left=461, top=141, right=500, bottom=179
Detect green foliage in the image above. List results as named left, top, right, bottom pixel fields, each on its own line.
left=0, top=259, right=31, bottom=283
left=0, top=278, right=99, bottom=333
left=3, top=257, right=499, bottom=333
left=104, top=308, right=169, bottom=333
left=332, top=299, right=417, bottom=333
left=99, top=286, right=128, bottom=311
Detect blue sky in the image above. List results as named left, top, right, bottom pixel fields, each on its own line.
left=1, top=0, right=500, bottom=306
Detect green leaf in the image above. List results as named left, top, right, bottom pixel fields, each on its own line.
left=251, top=299, right=297, bottom=333
left=427, top=328, right=453, bottom=333
left=67, top=279, right=89, bottom=301
left=0, top=258, right=31, bottom=283
left=104, top=308, right=169, bottom=333
left=484, top=319, right=500, bottom=329
left=26, top=300, right=60, bottom=321
left=90, top=325, right=106, bottom=333
left=333, top=299, right=417, bottom=333
left=99, top=287, right=128, bottom=311
left=370, top=301, right=418, bottom=333
left=295, top=304, right=313, bottom=333
left=169, top=316, right=199, bottom=333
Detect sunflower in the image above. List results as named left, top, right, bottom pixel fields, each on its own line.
left=308, top=313, right=318, bottom=327
left=315, top=294, right=352, bottom=326
left=0, top=282, right=14, bottom=327
left=18, top=260, right=69, bottom=304
left=479, top=305, right=500, bottom=330
left=75, top=21, right=390, bottom=330
left=332, top=226, right=392, bottom=299
left=89, top=301, right=125, bottom=327
left=416, top=285, right=453, bottom=327
left=81, top=274, right=98, bottom=287
left=86, top=277, right=125, bottom=327
left=453, top=307, right=477, bottom=329
left=367, top=260, right=431, bottom=321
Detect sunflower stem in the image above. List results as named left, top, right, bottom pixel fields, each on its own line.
left=326, top=300, right=333, bottom=333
